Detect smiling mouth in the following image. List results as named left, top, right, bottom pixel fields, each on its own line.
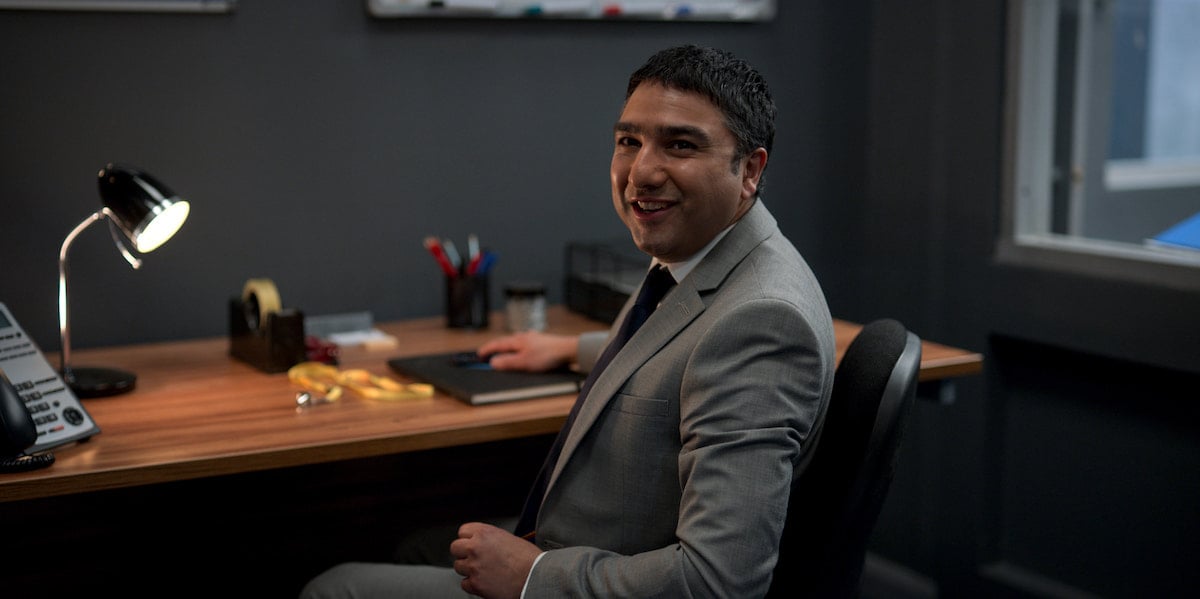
left=633, top=200, right=672, bottom=213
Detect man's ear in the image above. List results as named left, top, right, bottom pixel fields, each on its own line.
left=741, top=148, right=768, bottom=200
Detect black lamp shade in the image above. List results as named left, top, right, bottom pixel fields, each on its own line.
left=97, top=163, right=190, bottom=253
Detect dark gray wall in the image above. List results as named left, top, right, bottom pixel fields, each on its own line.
left=3, top=1, right=1198, bottom=598
left=0, top=1, right=867, bottom=351
left=861, top=2, right=1200, bottom=598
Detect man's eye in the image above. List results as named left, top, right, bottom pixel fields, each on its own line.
left=668, top=140, right=698, bottom=150
left=616, top=136, right=640, bottom=147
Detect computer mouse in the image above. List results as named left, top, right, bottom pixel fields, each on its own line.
left=450, top=351, right=494, bottom=370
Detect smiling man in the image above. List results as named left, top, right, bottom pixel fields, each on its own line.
left=301, top=45, right=836, bottom=599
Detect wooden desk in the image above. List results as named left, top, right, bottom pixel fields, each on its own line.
left=0, top=306, right=980, bottom=595
left=0, top=306, right=981, bottom=504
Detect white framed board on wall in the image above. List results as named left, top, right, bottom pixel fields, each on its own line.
left=0, top=0, right=234, bottom=11
left=366, top=0, right=776, bottom=21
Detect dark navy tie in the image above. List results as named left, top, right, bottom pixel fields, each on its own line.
left=515, top=265, right=676, bottom=539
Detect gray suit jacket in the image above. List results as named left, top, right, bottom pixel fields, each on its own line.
left=526, top=201, right=836, bottom=598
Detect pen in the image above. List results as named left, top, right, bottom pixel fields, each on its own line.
left=442, top=238, right=462, bottom=271
left=473, top=250, right=497, bottom=276
left=468, top=233, right=480, bottom=262
left=424, top=236, right=459, bottom=277
left=465, top=251, right=484, bottom=276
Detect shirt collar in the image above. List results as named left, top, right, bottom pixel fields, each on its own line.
left=652, top=222, right=735, bottom=283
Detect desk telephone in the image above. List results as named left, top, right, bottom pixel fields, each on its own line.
left=0, top=302, right=100, bottom=472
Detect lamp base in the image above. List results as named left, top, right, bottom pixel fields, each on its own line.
left=64, top=366, right=136, bottom=398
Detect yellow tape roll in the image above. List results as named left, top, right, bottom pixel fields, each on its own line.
left=242, top=278, right=282, bottom=332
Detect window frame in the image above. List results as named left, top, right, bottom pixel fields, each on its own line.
left=1000, top=0, right=1200, bottom=293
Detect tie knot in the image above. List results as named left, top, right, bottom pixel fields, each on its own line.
left=636, top=265, right=676, bottom=309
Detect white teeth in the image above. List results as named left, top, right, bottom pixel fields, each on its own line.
left=636, top=201, right=668, bottom=212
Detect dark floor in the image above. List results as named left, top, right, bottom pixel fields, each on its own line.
left=861, top=553, right=939, bottom=599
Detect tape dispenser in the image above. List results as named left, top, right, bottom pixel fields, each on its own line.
left=229, top=278, right=306, bottom=373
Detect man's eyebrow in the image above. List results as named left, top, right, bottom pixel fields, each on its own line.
left=614, top=122, right=713, bottom=144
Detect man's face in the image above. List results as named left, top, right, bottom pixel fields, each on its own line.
left=610, top=82, right=766, bottom=263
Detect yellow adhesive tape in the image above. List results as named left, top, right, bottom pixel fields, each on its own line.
left=242, top=278, right=282, bottom=332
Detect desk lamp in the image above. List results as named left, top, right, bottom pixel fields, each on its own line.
left=58, top=163, right=191, bottom=398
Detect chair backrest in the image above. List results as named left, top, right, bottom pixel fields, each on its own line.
left=767, top=318, right=922, bottom=598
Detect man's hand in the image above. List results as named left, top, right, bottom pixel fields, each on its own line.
left=477, top=331, right=578, bottom=373
left=450, top=522, right=543, bottom=599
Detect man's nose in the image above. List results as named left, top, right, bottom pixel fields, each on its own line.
left=630, top=148, right=668, bottom=189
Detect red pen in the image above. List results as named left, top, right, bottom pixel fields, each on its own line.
left=465, top=251, right=484, bottom=276
left=424, top=236, right=459, bottom=277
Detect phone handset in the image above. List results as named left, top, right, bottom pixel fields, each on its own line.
left=0, top=369, right=55, bottom=473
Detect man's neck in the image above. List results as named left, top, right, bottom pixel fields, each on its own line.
left=655, top=220, right=736, bottom=282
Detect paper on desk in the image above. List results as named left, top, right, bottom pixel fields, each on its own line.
left=327, top=329, right=398, bottom=350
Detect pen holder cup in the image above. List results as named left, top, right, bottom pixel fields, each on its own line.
left=445, top=274, right=490, bottom=329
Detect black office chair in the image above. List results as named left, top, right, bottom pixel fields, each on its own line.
left=767, top=318, right=922, bottom=598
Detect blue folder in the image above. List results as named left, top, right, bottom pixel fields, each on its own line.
left=1149, top=211, right=1200, bottom=252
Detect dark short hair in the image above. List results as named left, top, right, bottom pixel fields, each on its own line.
left=626, top=45, right=777, bottom=165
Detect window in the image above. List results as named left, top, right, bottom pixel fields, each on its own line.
left=1002, top=0, right=1200, bottom=290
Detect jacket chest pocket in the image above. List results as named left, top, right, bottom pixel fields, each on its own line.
left=612, top=393, right=669, bottom=417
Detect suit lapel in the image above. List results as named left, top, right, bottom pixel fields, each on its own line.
left=547, top=201, right=780, bottom=490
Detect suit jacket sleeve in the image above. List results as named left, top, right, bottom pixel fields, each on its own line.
left=577, top=331, right=610, bottom=373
